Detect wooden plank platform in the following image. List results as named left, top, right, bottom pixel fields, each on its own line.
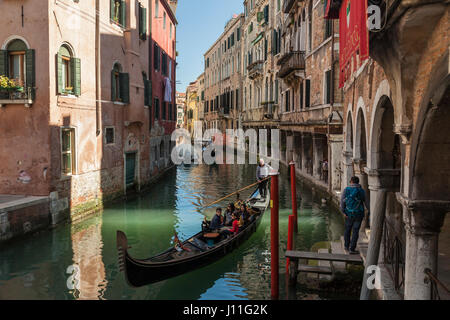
left=285, top=250, right=363, bottom=264
left=298, top=265, right=333, bottom=275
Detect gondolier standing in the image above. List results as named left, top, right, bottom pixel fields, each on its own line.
left=256, top=158, right=272, bottom=199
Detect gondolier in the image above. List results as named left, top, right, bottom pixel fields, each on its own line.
left=256, top=158, right=272, bottom=199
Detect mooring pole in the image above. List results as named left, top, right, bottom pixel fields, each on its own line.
left=286, top=214, right=295, bottom=273
left=270, top=172, right=279, bottom=300
left=289, top=161, right=298, bottom=232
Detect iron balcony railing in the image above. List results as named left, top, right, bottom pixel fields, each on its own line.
left=425, top=268, right=450, bottom=300
left=247, top=60, right=264, bottom=80
left=0, top=86, right=35, bottom=107
left=278, top=51, right=306, bottom=78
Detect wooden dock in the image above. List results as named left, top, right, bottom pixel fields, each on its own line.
left=285, top=250, right=363, bottom=286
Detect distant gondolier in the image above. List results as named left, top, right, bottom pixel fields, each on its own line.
left=256, top=159, right=272, bottom=198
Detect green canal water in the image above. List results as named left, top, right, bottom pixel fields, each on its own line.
left=0, top=164, right=347, bottom=300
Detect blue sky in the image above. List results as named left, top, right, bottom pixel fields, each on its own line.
left=175, top=0, right=243, bottom=93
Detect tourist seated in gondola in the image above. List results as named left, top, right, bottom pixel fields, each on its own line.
left=238, top=204, right=249, bottom=225
left=234, top=193, right=244, bottom=211
left=222, top=212, right=240, bottom=237
left=224, top=203, right=235, bottom=226
left=209, top=207, right=224, bottom=231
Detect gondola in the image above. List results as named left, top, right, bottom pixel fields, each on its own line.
left=116, top=187, right=270, bottom=287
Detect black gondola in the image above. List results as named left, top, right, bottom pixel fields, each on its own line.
left=116, top=187, right=270, bottom=287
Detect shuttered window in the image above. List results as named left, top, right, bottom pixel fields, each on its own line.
left=111, top=0, right=126, bottom=28
left=57, top=45, right=80, bottom=96
left=162, top=52, right=167, bottom=76
left=155, top=98, right=160, bottom=119
left=325, top=70, right=332, bottom=104
left=0, top=40, right=36, bottom=99
left=111, top=63, right=129, bottom=103
left=305, top=79, right=311, bottom=108
left=61, top=128, right=76, bottom=176
left=139, top=4, right=147, bottom=40
left=154, top=43, right=160, bottom=71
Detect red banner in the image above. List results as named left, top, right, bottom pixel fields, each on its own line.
left=339, top=0, right=369, bottom=88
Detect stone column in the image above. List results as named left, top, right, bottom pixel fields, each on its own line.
left=329, top=134, right=343, bottom=191
left=301, top=133, right=309, bottom=174
left=401, top=199, right=447, bottom=300
left=313, top=134, right=325, bottom=180
left=341, top=151, right=354, bottom=192
left=286, top=132, right=294, bottom=163
left=360, top=189, right=387, bottom=300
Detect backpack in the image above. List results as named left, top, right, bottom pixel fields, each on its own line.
left=344, top=187, right=364, bottom=217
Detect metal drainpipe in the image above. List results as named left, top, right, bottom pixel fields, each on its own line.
left=95, top=0, right=101, bottom=136
left=327, top=18, right=335, bottom=192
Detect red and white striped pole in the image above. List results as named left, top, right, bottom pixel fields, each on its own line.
left=270, top=171, right=279, bottom=300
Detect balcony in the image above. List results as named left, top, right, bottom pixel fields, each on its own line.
left=247, top=60, right=264, bottom=80
left=277, top=51, right=305, bottom=78
left=0, top=87, right=35, bottom=108
left=262, top=102, right=278, bottom=119
left=283, top=0, right=296, bottom=14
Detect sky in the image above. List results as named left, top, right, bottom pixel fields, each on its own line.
left=175, top=0, right=244, bottom=93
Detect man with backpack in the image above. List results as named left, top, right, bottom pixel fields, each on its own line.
left=341, top=176, right=369, bottom=254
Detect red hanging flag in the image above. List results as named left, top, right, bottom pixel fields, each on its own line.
left=339, top=0, right=369, bottom=88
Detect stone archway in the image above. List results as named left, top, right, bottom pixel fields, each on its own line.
left=354, top=106, right=370, bottom=223
left=403, top=56, right=450, bottom=299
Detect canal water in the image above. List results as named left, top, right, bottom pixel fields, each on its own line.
left=0, top=163, right=346, bottom=300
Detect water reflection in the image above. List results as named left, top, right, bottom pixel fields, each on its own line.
left=0, top=163, right=345, bottom=300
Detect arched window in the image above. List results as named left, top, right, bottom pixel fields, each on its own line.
left=111, top=62, right=129, bottom=103
left=57, top=44, right=80, bottom=96
left=6, top=39, right=27, bottom=86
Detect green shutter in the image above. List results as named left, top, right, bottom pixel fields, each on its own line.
left=0, top=50, right=8, bottom=76
left=149, top=80, right=153, bottom=107
left=111, top=69, right=116, bottom=101
left=71, top=57, right=81, bottom=96
left=25, top=49, right=35, bottom=88
left=142, top=7, right=147, bottom=38
left=257, top=11, right=263, bottom=22
left=305, top=79, right=311, bottom=108
left=144, top=79, right=149, bottom=106
left=110, top=0, right=115, bottom=21
left=119, top=72, right=129, bottom=104
left=57, top=53, right=64, bottom=94
left=120, top=0, right=126, bottom=27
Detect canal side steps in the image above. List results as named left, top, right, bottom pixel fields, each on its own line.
left=286, top=248, right=364, bottom=283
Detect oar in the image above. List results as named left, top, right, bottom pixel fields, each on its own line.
left=200, top=177, right=270, bottom=209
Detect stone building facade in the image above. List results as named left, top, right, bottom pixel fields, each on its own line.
left=276, top=0, right=343, bottom=198
left=203, top=14, right=244, bottom=133
left=326, top=0, right=449, bottom=300
left=0, top=0, right=177, bottom=242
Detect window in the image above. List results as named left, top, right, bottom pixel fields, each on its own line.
left=155, top=97, right=160, bottom=119
left=57, top=45, right=81, bottom=96
left=105, top=127, right=115, bottom=144
left=163, top=12, right=166, bottom=29
left=111, top=0, right=126, bottom=27
left=300, top=82, right=304, bottom=109
left=61, top=128, right=75, bottom=176
left=154, top=43, right=160, bottom=71
left=1, top=39, right=35, bottom=93
left=170, top=23, right=173, bottom=39
left=139, top=3, right=147, bottom=40
left=324, top=70, right=332, bottom=104
left=161, top=52, right=167, bottom=76
left=155, top=0, right=159, bottom=17
left=111, top=63, right=129, bottom=103
left=305, top=79, right=311, bottom=108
